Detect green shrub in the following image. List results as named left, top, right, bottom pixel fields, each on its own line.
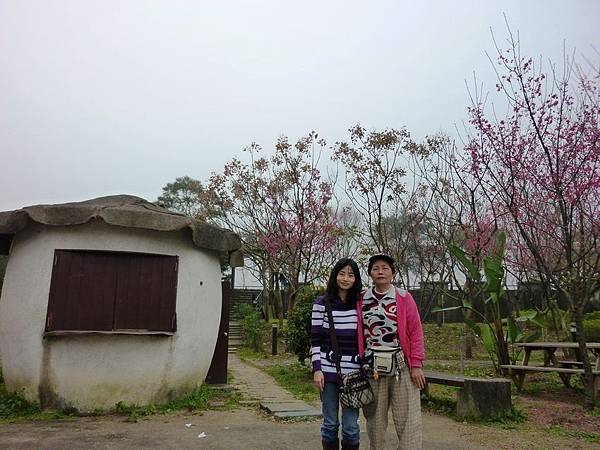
left=237, top=304, right=265, bottom=352
left=284, top=285, right=323, bottom=365
left=0, top=368, right=42, bottom=419
left=0, top=389, right=41, bottom=419
left=584, top=311, right=600, bottom=321
left=583, top=318, right=600, bottom=341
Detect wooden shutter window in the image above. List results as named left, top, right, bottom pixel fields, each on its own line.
left=113, top=253, right=178, bottom=331
left=45, top=250, right=178, bottom=335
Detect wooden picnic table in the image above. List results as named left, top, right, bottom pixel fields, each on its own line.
left=500, top=342, right=600, bottom=399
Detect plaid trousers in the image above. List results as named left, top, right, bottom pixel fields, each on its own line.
left=363, top=368, right=422, bottom=450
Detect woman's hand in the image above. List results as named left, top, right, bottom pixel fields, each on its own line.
left=313, top=370, right=325, bottom=392
left=410, top=367, right=426, bottom=390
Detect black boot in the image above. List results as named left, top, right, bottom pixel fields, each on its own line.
left=322, top=438, right=339, bottom=450
left=341, top=441, right=359, bottom=450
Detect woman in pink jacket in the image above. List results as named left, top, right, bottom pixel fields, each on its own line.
left=357, top=254, right=425, bottom=450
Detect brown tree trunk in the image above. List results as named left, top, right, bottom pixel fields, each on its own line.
left=573, top=304, right=597, bottom=410
left=270, top=272, right=279, bottom=321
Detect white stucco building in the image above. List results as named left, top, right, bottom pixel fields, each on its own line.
left=0, top=195, right=241, bottom=411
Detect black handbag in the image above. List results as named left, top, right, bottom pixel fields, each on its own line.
left=324, top=297, right=375, bottom=409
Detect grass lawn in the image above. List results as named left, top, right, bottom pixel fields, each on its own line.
left=236, top=348, right=265, bottom=361
left=113, top=383, right=242, bottom=420
left=264, top=363, right=319, bottom=403
left=424, top=323, right=488, bottom=360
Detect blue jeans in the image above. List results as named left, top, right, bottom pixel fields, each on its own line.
left=321, top=382, right=360, bottom=444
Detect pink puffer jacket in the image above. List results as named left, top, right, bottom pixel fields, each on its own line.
left=357, top=288, right=425, bottom=368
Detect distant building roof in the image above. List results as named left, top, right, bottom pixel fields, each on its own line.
left=0, top=194, right=242, bottom=266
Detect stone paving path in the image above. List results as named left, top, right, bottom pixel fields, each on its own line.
left=228, top=353, right=322, bottom=419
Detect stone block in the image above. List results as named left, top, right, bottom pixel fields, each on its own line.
left=260, top=401, right=313, bottom=413
left=273, top=410, right=322, bottom=419
left=456, top=377, right=511, bottom=419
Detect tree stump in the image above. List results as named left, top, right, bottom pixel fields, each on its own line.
left=456, top=377, right=512, bottom=419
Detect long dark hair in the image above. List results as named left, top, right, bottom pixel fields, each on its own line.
left=325, top=258, right=363, bottom=305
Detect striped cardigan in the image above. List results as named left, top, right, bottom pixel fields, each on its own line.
left=310, top=295, right=360, bottom=383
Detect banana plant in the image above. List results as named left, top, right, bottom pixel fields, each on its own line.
left=434, top=231, right=540, bottom=375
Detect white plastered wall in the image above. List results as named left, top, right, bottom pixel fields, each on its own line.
left=0, top=220, right=222, bottom=410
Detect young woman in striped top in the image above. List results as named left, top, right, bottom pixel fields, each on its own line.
left=311, top=258, right=363, bottom=450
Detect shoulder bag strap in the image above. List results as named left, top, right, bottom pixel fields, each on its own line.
left=357, top=293, right=365, bottom=357
left=324, top=296, right=344, bottom=382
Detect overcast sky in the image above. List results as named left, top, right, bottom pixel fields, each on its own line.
left=0, top=0, right=598, bottom=211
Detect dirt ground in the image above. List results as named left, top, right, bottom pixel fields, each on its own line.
left=1, top=407, right=597, bottom=450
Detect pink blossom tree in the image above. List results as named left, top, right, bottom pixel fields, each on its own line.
left=207, top=133, right=344, bottom=319
left=467, top=31, right=600, bottom=408
left=415, top=134, right=500, bottom=357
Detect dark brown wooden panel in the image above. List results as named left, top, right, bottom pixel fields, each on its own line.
left=46, top=250, right=178, bottom=333
left=46, top=250, right=70, bottom=331
left=48, top=250, right=81, bottom=330
left=206, top=281, right=231, bottom=384
left=113, top=255, right=138, bottom=329
left=155, top=256, right=178, bottom=332
left=84, top=252, right=117, bottom=331
left=113, top=253, right=178, bottom=332
left=140, top=255, right=160, bottom=330
left=46, top=250, right=115, bottom=331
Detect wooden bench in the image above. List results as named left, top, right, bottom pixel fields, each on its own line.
left=500, top=364, right=600, bottom=397
left=500, top=364, right=596, bottom=374
left=423, top=371, right=511, bottom=418
left=557, top=360, right=584, bottom=367
left=424, top=371, right=466, bottom=388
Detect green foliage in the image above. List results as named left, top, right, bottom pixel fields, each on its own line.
left=548, top=427, right=600, bottom=444
left=114, top=384, right=240, bottom=420
left=547, top=302, right=572, bottom=339
left=518, top=301, right=571, bottom=341
left=583, top=318, right=600, bottom=341
left=474, top=407, right=527, bottom=426
left=236, top=348, right=264, bottom=361
left=520, top=304, right=600, bottom=342
left=584, top=310, right=600, bottom=321
left=0, top=367, right=37, bottom=419
left=237, top=304, right=265, bottom=352
left=264, top=363, right=319, bottom=403
left=421, top=391, right=457, bottom=416
left=157, top=176, right=203, bottom=216
left=0, top=367, right=64, bottom=421
left=436, top=231, right=540, bottom=374
left=425, top=361, right=496, bottom=378
left=516, top=309, right=547, bottom=329
left=284, top=285, right=323, bottom=364
left=0, top=388, right=41, bottom=420
left=423, top=323, right=488, bottom=360
left=447, top=244, right=481, bottom=282
left=480, top=323, right=496, bottom=360
left=157, top=175, right=220, bottom=221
